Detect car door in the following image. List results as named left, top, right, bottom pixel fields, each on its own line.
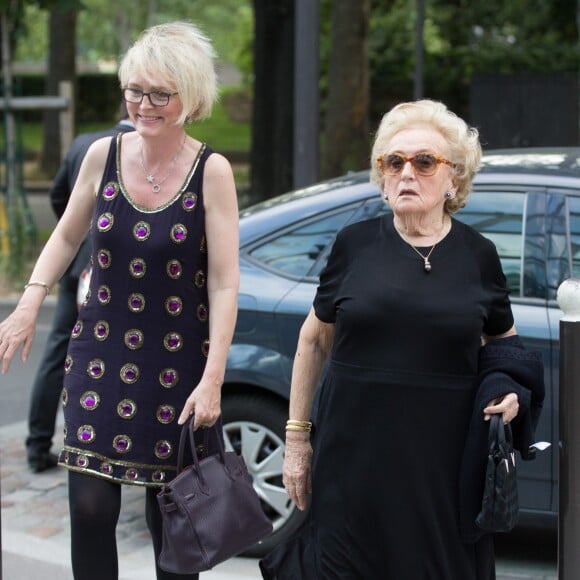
left=456, top=186, right=555, bottom=518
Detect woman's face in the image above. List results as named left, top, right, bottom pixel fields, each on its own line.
left=380, top=125, right=457, bottom=220
left=124, top=73, right=183, bottom=136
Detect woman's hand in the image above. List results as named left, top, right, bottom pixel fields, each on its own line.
left=0, top=302, right=40, bottom=374
left=483, top=392, right=519, bottom=424
left=282, top=430, right=313, bottom=511
left=177, top=377, right=222, bottom=429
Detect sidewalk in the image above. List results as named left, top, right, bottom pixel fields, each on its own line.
left=0, top=419, right=262, bottom=580
left=0, top=413, right=557, bottom=579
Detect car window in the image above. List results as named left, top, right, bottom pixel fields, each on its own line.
left=455, top=192, right=525, bottom=296
left=568, top=197, right=580, bottom=278
left=247, top=207, right=356, bottom=278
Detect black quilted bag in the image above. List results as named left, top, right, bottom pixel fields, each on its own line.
left=475, top=414, right=519, bottom=532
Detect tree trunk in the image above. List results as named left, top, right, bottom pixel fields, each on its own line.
left=40, top=9, right=77, bottom=177
left=250, top=0, right=295, bottom=202
left=322, top=0, right=370, bottom=179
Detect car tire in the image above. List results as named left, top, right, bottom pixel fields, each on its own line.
left=221, top=393, right=308, bottom=557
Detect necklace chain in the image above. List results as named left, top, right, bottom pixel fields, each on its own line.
left=139, top=134, right=186, bottom=193
left=408, top=243, right=437, bottom=272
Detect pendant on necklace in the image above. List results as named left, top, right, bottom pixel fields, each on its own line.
left=146, top=174, right=155, bottom=184
left=151, top=183, right=161, bottom=194
left=424, top=259, right=432, bottom=272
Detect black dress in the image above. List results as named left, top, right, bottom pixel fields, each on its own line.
left=58, top=133, right=218, bottom=486
left=260, top=214, right=514, bottom=580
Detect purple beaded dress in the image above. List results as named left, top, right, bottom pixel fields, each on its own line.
left=58, top=133, right=215, bottom=486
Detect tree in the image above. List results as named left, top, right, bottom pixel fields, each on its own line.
left=40, top=6, right=77, bottom=175
left=322, top=0, right=370, bottom=178
left=250, top=0, right=295, bottom=200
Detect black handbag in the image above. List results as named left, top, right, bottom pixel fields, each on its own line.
left=157, top=417, right=273, bottom=574
left=475, top=413, right=519, bottom=533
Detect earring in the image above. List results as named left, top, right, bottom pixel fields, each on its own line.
left=382, top=193, right=389, bottom=202
left=444, top=191, right=453, bottom=199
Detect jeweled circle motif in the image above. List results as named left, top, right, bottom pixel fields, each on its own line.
left=170, top=224, right=187, bottom=243
left=97, top=285, right=112, bottom=305
left=197, top=304, right=208, bottom=322
left=113, top=435, right=132, bottom=453
left=76, top=455, right=89, bottom=468
left=182, top=192, right=198, bottom=211
left=128, top=293, right=145, bottom=313
left=194, top=270, right=206, bottom=288
left=129, top=258, right=146, bottom=278
left=97, top=212, right=114, bottom=232
left=156, top=405, right=176, bottom=424
left=159, top=368, right=179, bottom=388
left=120, top=363, right=140, bottom=384
left=87, top=359, right=105, bottom=379
left=165, top=296, right=183, bottom=317
left=71, top=320, right=83, bottom=339
left=133, top=221, right=151, bottom=242
left=166, top=259, right=183, bottom=279
left=77, top=425, right=96, bottom=444
left=163, top=332, right=183, bottom=352
left=117, top=398, right=137, bottom=419
left=124, top=329, right=144, bottom=350
left=102, top=181, right=119, bottom=201
left=97, top=249, right=112, bottom=269
left=201, top=339, right=210, bottom=357
left=155, top=440, right=173, bottom=459
left=152, top=470, right=166, bottom=483
left=64, top=355, right=73, bottom=374
left=100, top=462, right=113, bottom=475
left=62, top=388, right=69, bottom=406
left=80, top=391, right=100, bottom=411
left=125, top=468, right=139, bottom=480
left=94, top=320, right=110, bottom=341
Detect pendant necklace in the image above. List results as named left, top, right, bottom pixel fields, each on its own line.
left=139, top=133, right=186, bottom=193
left=408, top=243, right=437, bottom=272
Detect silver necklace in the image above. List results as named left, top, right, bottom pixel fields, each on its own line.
left=139, top=134, right=186, bottom=193
left=408, top=243, right=437, bottom=272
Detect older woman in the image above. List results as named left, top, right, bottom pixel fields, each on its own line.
left=0, top=22, right=239, bottom=580
left=260, top=100, right=534, bottom=579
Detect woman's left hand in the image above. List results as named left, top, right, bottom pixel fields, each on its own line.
left=178, top=378, right=222, bottom=429
left=483, top=392, right=519, bottom=423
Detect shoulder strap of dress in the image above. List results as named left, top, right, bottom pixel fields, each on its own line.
left=96, top=134, right=119, bottom=193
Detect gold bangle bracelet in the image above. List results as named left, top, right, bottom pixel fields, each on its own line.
left=24, top=281, right=51, bottom=296
left=286, top=419, right=312, bottom=428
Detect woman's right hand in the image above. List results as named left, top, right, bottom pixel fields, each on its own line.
left=282, top=430, right=313, bottom=511
left=0, top=300, right=40, bottom=374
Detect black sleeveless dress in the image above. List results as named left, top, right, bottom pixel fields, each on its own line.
left=261, top=214, right=514, bottom=579
left=58, top=133, right=216, bottom=487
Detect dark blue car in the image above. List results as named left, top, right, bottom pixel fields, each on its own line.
left=222, top=148, right=580, bottom=555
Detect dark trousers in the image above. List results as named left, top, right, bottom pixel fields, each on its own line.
left=26, top=274, right=78, bottom=456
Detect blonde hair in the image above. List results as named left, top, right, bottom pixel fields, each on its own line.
left=118, top=21, right=217, bottom=126
left=370, top=100, right=482, bottom=214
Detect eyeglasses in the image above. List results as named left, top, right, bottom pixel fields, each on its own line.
left=376, top=153, right=454, bottom=177
left=122, top=87, right=178, bottom=107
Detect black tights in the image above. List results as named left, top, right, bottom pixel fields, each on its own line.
left=68, top=471, right=199, bottom=580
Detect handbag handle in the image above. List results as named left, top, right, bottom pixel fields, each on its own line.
left=176, top=416, right=233, bottom=492
left=488, top=413, right=513, bottom=451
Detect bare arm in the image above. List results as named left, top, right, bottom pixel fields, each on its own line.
left=177, top=152, right=240, bottom=429
left=283, top=307, right=335, bottom=510
left=0, top=137, right=110, bottom=372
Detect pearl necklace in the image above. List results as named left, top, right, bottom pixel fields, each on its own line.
left=139, top=134, right=186, bottom=193
left=407, top=243, right=437, bottom=272
left=396, top=218, right=449, bottom=273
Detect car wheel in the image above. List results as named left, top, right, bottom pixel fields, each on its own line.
left=221, top=393, right=308, bottom=557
